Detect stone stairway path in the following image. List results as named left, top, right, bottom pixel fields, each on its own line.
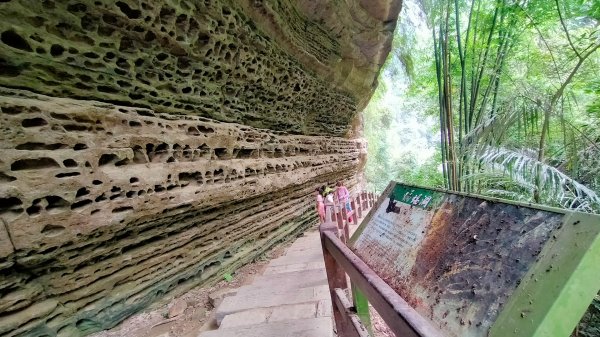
left=198, top=230, right=333, bottom=337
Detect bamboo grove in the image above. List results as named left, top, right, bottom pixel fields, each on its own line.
left=425, top=0, right=600, bottom=212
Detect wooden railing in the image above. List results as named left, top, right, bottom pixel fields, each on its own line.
left=319, top=192, right=442, bottom=337
left=323, top=191, right=376, bottom=244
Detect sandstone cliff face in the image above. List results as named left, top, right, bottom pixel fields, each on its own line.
left=0, top=0, right=400, bottom=336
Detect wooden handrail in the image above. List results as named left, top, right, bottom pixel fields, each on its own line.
left=319, top=191, right=443, bottom=337
left=321, top=231, right=444, bottom=337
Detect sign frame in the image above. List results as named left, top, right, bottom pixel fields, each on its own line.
left=350, top=181, right=600, bottom=337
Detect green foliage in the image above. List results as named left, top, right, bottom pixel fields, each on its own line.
left=572, top=296, right=600, bottom=337
left=365, top=1, right=600, bottom=331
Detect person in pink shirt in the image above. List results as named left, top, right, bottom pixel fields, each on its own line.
left=315, top=187, right=325, bottom=224
left=336, top=181, right=350, bottom=207
left=336, top=181, right=353, bottom=223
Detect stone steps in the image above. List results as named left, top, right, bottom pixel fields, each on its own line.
left=220, top=300, right=332, bottom=328
left=198, top=230, right=334, bottom=336
left=198, top=317, right=333, bottom=337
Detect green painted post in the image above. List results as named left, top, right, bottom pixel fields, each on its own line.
left=352, top=283, right=373, bottom=334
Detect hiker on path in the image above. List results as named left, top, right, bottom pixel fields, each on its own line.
left=336, top=181, right=353, bottom=223
left=336, top=181, right=351, bottom=211
left=315, top=187, right=325, bottom=224
left=323, top=186, right=335, bottom=222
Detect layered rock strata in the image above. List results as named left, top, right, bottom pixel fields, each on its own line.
left=0, top=88, right=363, bottom=336
left=0, top=0, right=400, bottom=336
left=0, top=0, right=398, bottom=135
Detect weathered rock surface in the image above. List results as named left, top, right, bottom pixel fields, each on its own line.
left=0, top=0, right=399, bottom=136
left=0, top=0, right=400, bottom=336
left=0, top=88, right=362, bottom=336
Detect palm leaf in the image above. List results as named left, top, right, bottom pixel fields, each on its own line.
left=466, top=145, right=600, bottom=213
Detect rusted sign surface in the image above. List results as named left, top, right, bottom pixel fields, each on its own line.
left=351, top=183, right=564, bottom=337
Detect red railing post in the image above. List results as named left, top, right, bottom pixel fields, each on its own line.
left=335, top=205, right=346, bottom=243
left=350, top=198, right=359, bottom=224
left=319, top=223, right=352, bottom=336
left=327, top=202, right=336, bottom=223
left=355, top=194, right=363, bottom=218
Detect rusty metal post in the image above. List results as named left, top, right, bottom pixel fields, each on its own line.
left=319, top=223, right=352, bottom=336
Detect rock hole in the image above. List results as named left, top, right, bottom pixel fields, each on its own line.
left=156, top=52, right=168, bottom=61
left=22, top=117, right=48, bottom=127
left=50, top=44, right=65, bottom=57
left=0, top=172, right=16, bottom=182
left=236, top=149, right=255, bottom=159
left=11, top=158, right=60, bottom=171
left=26, top=204, right=41, bottom=215
left=214, top=148, right=228, bottom=159
left=115, top=158, right=130, bottom=166
left=197, top=125, right=214, bottom=133
left=98, top=153, right=118, bottom=166
left=71, top=199, right=92, bottom=209
left=63, top=159, right=78, bottom=167
left=50, top=112, right=70, bottom=120
left=144, top=31, right=156, bottom=42
left=116, top=1, right=141, bottom=19
left=56, top=172, right=80, bottom=178
left=1, top=30, right=32, bottom=52
left=187, top=126, right=200, bottom=136
left=63, top=124, right=87, bottom=131
left=112, top=206, right=133, bottom=213
left=41, top=224, right=65, bottom=236
left=76, top=187, right=90, bottom=197
left=16, top=142, right=67, bottom=150
left=74, top=143, right=88, bottom=151
left=92, top=180, right=102, bottom=185
left=0, top=197, right=22, bottom=214
left=45, top=195, right=69, bottom=211
left=1, top=105, right=24, bottom=114
left=97, top=85, right=119, bottom=93
left=132, top=146, right=146, bottom=164
left=67, top=3, right=87, bottom=13
left=83, top=51, right=99, bottom=59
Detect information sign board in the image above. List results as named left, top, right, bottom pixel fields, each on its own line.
left=351, top=182, right=600, bottom=337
